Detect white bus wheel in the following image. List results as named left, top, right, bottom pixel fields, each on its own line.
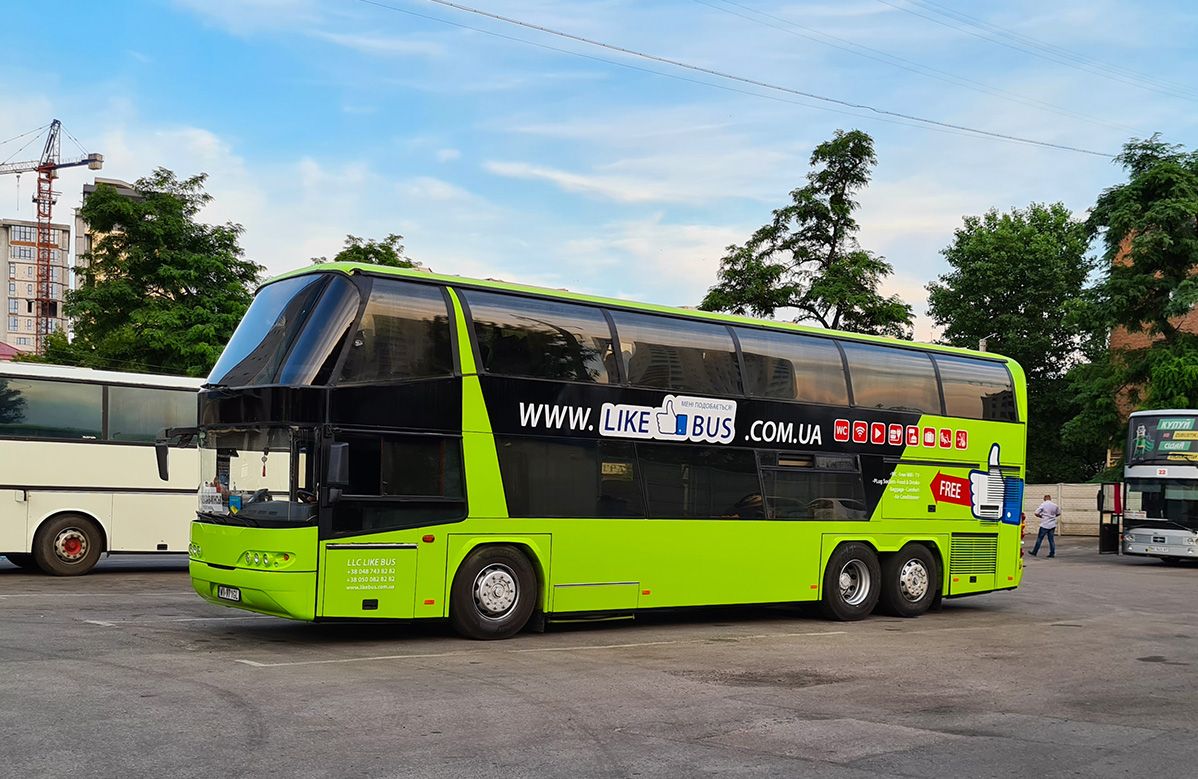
left=32, top=515, right=103, bottom=576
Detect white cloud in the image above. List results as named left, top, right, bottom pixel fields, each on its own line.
left=436, top=148, right=461, bottom=162
left=310, top=31, right=444, bottom=59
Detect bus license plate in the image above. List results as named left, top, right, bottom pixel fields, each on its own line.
left=1146, top=546, right=1170, bottom=553
left=216, top=585, right=241, bottom=602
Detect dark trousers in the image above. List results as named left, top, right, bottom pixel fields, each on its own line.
left=1032, top=527, right=1055, bottom=556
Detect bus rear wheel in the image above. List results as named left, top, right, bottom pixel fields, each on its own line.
left=450, top=545, right=536, bottom=640
left=32, top=515, right=102, bottom=576
left=878, top=544, right=938, bottom=618
left=819, top=542, right=880, bottom=621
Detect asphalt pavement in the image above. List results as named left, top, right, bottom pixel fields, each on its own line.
left=2, top=539, right=1196, bottom=778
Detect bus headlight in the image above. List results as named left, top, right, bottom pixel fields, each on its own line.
left=1186, top=537, right=1198, bottom=545
left=188, top=543, right=202, bottom=559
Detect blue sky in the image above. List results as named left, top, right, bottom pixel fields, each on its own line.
left=1, top=0, right=1194, bottom=339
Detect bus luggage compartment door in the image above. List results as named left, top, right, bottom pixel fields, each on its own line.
left=320, top=542, right=418, bottom=618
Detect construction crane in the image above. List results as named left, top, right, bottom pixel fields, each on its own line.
left=0, top=120, right=103, bottom=353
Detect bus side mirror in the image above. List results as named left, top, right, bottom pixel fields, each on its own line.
left=156, top=437, right=170, bottom=481
left=156, top=427, right=198, bottom=481
left=326, top=442, right=350, bottom=503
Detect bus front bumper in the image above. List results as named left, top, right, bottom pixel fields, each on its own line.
left=190, top=560, right=317, bottom=621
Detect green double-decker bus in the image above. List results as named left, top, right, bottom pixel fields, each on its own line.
left=161, top=263, right=1027, bottom=639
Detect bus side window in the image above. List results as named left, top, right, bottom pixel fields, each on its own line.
left=108, top=386, right=196, bottom=442
left=339, top=279, right=453, bottom=384
left=934, top=355, right=1017, bottom=422
left=330, top=432, right=465, bottom=536
left=463, top=290, right=616, bottom=384
left=840, top=342, right=941, bottom=414
left=496, top=437, right=643, bottom=518
left=610, top=311, right=741, bottom=396
left=760, top=453, right=867, bottom=521
left=734, top=327, right=850, bottom=406
left=0, top=377, right=102, bottom=440
left=636, top=444, right=760, bottom=519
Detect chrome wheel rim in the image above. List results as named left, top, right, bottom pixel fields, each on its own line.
left=473, top=564, right=518, bottom=619
left=54, top=527, right=88, bottom=563
left=898, top=559, right=929, bottom=602
left=837, top=560, right=871, bottom=606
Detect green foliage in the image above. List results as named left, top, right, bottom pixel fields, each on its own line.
left=926, top=203, right=1103, bottom=482
left=700, top=130, right=913, bottom=338
left=1089, top=135, right=1198, bottom=344
left=312, top=234, right=414, bottom=268
left=53, top=168, right=263, bottom=377
left=1070, top=135, right=1198, bottom=449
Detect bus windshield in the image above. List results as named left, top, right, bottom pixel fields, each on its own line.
left=198, top=427, right=318, bottom=526
left=1126, top=478, right=1198, bottom=529
left=207, top=274, right=360, bottom=388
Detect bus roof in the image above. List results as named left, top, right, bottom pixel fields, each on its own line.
left=1129, top=409, right=1195, bottom=418
left=270, top=262, right=1023, bottom=369
left=0, top=361, right=204, bottom=390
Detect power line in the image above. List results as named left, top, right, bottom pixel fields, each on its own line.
left=352, top=0, right=1114, bottom=157
left=874, top=0, right=1198, bottom=104
left=899, top=0, right=1198, bottom=100
left=694, top=0, right=1146, bottom=136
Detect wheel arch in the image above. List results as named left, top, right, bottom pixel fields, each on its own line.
left=446, top=535, right=549, bottom=613
left=33, top=509, right=109, bottom=554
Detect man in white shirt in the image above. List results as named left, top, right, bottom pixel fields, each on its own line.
left=1029, top=494, right=1061, bottom=558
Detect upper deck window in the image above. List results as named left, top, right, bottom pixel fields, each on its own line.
left=209, top=274, right=360, bottom=387
left=735, top=327, right=850, bottom=406
left=338, top=278, right=453, bottom=383
left=464, top=290, right=616, bottom=383
left=611, top=311, right=740, bottom=396
left=840, top=342, right=941, bottom=414
left=935, top=355, right=1017, bottom=422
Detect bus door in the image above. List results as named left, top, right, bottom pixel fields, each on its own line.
left=1098, top=482, right=1122, bottom=554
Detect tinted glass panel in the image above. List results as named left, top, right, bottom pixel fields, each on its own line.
left=108, top=386, right=196, bottom=442
left=277, top=275, right=361, bottom=385
left=339, top=279, right=453, bottom=383
left=840, top=342, right=941, bottom=413
left=735, top=328, right=849, bottom=405
left=208, top=274, right=327, bottom=386
left=331, top=433, right=465, bottom=536
left=465, top=291, right=616, bottom=383
left=0, top=377, right=102, bottom=439
left=935, top=356, right=1017, bottom=422
left=497, top=437, right=643, bottom=518
left=761, top=455, right=866, bottom=520
left=611, top=311, right=740, bottom=395
left=637, top=444, right=760, bottom=519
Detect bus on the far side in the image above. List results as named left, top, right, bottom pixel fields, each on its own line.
left=1122, top=409, right=1198, bottom=562
left=0, top=363, right=201, bottom=575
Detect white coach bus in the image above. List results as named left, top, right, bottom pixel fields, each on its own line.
left=0, top=363, right=201, bottom=575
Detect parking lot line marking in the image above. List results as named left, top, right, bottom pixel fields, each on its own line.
left=83, top=619, right=116, bottom=627
left=233, top=630, right=849, bottom=668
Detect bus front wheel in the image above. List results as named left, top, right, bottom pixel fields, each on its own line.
left=450, top=545, right=536, bottom=640
left=878, top=544, right=938, bottom=618
left=819, top=543, right=880, bottom=621
left=32, top=514, right=103, bottom=576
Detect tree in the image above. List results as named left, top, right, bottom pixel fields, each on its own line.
left=45, top=168, right=263, bottom=377
left=700, top=129, right=913, bottom=338
left=1087, top=134, right=1198, bottom=411
left=312, top=233, right=415, bottom=268
left=926, top=203, right=1103, bottom=482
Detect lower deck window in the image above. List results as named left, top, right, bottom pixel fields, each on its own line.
left=497, top=437, right=643, bottom=518
left=760, top=453, right=866, bottom=520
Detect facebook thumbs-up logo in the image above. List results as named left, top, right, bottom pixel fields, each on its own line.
left=655, top=399, right=687, bottom=437
left=968, top=444, right=1005, bottom=520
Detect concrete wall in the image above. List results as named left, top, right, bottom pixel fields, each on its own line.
left=1024, top=483, right=1102, bottom=536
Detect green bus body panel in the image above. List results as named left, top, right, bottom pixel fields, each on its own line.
left=189, top=263, right=1028, bottom=623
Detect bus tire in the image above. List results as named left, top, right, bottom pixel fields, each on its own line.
left=32, top=514, right=103, bottom=576
left=819, top=542, right=880, bottom=621
left=449, top=545, right=536, bottom=640
left=878, top=543, right=938, bottom=618
left=4, top=553, right=38, bottom=570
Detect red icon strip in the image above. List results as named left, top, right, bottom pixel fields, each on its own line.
left=831, top=420, right=972, bottom=450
